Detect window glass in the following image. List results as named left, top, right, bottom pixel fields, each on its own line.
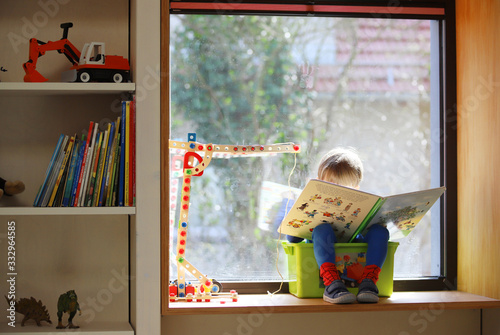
left=169, top=15, right=437, bottom=282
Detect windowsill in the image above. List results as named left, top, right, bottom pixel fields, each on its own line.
left=165, top=291, right=500, bottom=315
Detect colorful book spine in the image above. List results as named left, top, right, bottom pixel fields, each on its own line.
left=99, top=122, right=115, bottom=206
left=93, top=127, right=110, bottom=206
left=69, top=139, right=86, bottom=206
left=85, top=131, right=102, bottom=207
left=62, top=138, right=81, bottom=207
left=34, top=134, right=64, bottom=206
left=48, top=136, right=75, bottom=206
left=73, top=122, right=95, bottom=206
left=129, top=98, right=136, bottom=206
left=105, top=118, right=121, bottom=206
left=118, top=101, right=127, bottom=206
left=40, top=135, right=69, bottom=207
left=124, top=101, right=131, bottom=206
left=53, top=151, right=72, bottom=207
left=110, top=144, right=121, bottom=206
left=78, top=122, right=99, bottom=207
left=61, top=138, right=81, bottom=207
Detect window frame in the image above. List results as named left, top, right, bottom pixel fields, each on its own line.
left=160, top=0, right=458, bottom=309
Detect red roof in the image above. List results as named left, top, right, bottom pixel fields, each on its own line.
left=310, top=20, right=431, bottom=94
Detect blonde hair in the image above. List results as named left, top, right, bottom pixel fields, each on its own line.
left=317, top=147, right=363, bottom=188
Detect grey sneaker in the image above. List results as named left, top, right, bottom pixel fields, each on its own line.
left=323, top=280, right=356, bottom=304
left=356, top=279, right=379, bottom=303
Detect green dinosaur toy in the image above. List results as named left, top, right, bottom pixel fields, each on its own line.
left=56, top=290, right=81, bottom=329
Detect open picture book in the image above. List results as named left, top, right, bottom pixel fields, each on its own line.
left=277, top=179, right=446, bottom=242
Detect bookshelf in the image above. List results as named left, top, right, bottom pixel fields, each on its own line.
left=0, top=0, right=161, bottom=333
left=0, top=83, right=135, bottom=96
left=0, top=206, right=135, bottom=216
left=0, top=321, right=134, bottom=335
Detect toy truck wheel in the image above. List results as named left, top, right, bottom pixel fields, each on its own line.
left=212, top=279, right=223, bottom=293
left=78, top=71, right=91, bottom=83
left=112, top=72, right=124, bottom=83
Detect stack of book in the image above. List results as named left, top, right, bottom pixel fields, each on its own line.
left=34, top=99, right=136, bottom=207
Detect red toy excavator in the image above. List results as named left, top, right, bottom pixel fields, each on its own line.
left=23, top=22, right=130, bottom=83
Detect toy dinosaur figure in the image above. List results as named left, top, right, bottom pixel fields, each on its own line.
left=4, top=296, right=52, bottom=326
left=56, top=290, right=81, bottom=329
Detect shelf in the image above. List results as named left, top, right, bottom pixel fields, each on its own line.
left=0, top=207, right=135, bottom=216
left=0, top=321, right=134, bottom=334
left=0, top=82, right=135, bottom=96
left=165, top=291, right=500, bottom=315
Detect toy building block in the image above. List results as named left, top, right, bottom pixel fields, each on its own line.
left=169, top=133, right=300, bottom=302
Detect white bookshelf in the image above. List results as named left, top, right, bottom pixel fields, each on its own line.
left=0, top=321, right=134, bottom=334
left=0, top=83, right=135, bottom=97
left=0, top=0, right=152, bottom=334
left=0, top=207, right=135, bottom=216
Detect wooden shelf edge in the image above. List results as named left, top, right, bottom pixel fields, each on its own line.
left=0, top=207, right=136, bottom=216
left=164, top=291, right=500, bottom=315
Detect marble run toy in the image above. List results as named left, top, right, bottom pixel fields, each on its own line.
left=169, top=133, right=300, bottom=302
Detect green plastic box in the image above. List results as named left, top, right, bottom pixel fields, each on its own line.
left=282, top=241, right=399, bottom=298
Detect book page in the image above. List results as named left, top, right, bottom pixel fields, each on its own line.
left=364, top=187, right=445, bottom=240
left=277, top=179, right=381, bottom=242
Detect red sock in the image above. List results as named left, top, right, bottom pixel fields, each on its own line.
left=320, top=262, right=341, bottom=286
left=360, top=264, right=381, bottom=284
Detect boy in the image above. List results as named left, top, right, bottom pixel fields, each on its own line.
left=287, top=147, right=389, bottom=304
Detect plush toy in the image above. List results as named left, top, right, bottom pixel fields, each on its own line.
left=0, top=177, right=25, bottom=200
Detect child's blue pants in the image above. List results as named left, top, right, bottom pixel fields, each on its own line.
left=302, top=223, right=390, bottom=268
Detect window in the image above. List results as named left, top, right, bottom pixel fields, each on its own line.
left=162, top=1, right=457, bottom=296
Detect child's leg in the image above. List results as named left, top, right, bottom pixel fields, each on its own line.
left=357, top=224, right=389, bottom=303
left=365, top=224, right=390, bottom=268
left=286, top=235, right=304, bottom=243
left=312, top=223, right=337, bottom=266
left=312, top=223, right=355, bottom=304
